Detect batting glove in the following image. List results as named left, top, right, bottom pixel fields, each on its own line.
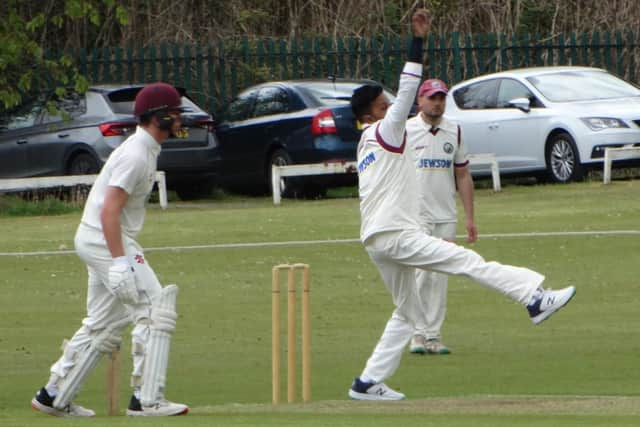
left=108, top=259, right=139, bottom=305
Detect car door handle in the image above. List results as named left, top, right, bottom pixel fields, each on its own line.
left=58, top=133, right=70, bottom=138
left=16, top=139, right=27, bottom=144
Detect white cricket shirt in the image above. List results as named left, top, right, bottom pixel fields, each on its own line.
left=358, top=62, right=423, bottom=242
left=80, top=126, right=161, bottom=238
left=406, top=115, right=468, bottom=224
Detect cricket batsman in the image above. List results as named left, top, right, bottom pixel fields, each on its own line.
left=31, top=83, right=189, bottom=416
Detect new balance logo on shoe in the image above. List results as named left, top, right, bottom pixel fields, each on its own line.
left=527, top=286, right=576, bottom=325
left=348, top=377, right=406, bottom=401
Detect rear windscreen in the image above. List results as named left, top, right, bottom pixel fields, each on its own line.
left=105, top=87, right=200, bottom=114
left=107, top=88, right=141, bottom=114
left=297, top=82, right=396, bottom=106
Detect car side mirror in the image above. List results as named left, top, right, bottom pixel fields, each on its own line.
left=509, top=97, right=531, bottom=113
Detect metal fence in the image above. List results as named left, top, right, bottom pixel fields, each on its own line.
left=69, top=31, right=640, bottom=113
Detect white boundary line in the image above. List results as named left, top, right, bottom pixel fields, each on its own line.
left=0, top=230, right=638, bottom=257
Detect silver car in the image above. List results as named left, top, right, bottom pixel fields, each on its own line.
left=0, top=85, right=219, bottom=199
left=445, top=66, right=640, bottom=182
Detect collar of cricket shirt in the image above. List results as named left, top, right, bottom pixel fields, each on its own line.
left=135, top=126, right=162, bottom=156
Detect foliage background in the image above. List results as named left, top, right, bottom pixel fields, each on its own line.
left=3, top=0, right=640, bottom=112
left=6, top=0, right=640, bottom=48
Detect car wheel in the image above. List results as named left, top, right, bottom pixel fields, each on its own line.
left=67, top=152, right=100, bottom=175
left=268, top=148, right=294, bottom=196
left=545, top=133, right=583, bottom=183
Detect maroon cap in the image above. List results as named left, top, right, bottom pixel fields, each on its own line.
left=418, top=79, right=448, bottom=98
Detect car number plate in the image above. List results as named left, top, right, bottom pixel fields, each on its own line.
left=174, top=128, right=189, bottom=138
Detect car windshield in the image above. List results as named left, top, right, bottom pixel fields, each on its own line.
left=298, top=82, right=396, bottom=106
left=526, top=71, right=640, bottom=102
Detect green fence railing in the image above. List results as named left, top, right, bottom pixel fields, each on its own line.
left=70, top=31, right=640, bottom=113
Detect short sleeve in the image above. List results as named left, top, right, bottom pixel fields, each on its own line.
left=108, top=154, right=145, bottom=194
left=454, top=125, right=469, bottom=166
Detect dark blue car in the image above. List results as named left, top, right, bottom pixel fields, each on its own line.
left=214, top=78, right=395, bottom=196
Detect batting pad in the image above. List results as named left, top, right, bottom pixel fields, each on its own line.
left=140, top=284, right=178, bottom=406
left=54, top=317, right=131, bottom=409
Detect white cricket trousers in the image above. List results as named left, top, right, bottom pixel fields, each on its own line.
left=360, top=228, right=544, bottom=383
left=49, top=223, right=163, bottom=386
left=414, top=222, right=457, bottom=340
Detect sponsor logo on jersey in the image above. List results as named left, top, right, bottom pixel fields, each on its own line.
left=358, top=152, right=376, bottom=173
left=418, top=158, right=452, bottom=169
left=134, top=254, right=146, bottom=264
left=443, top=142, right=454, bottom=154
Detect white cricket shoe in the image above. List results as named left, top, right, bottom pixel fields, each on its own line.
left=424, top=338, right=451, bottom=355
left=409, top=335, right=427, bottom=354
left=31, top=387, right=95, bottom=417
left=410, top=335, right=451, bottom=355
left=348, top=377, right=406, bottom=401
left=527, top=286, right=576, bottom=325
left=126, top=395, right=189, bottom=416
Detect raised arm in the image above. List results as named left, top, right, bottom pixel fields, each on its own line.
left=376, top=9, right=429, bottom=150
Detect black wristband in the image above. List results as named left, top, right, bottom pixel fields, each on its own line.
left=408, top=37, right=424, bottom=63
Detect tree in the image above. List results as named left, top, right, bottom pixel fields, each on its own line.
left=0, top=0, right=127, bottom=113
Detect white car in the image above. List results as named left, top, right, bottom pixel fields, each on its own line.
left=445, top=66, right=640, bottom=182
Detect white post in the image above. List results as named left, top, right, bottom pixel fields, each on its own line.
left=155, top=171, right=168, bottom=209
left=272, top=165, right=282, bottom=205
left=603, top=148, right=613, bottom=184
left=0, top=175, right=97, bottom=191
left=468, top=153, right=501, bottom=192
left=0, top=173, right=169, bottom=209
left=602, top=147, right=640, bottom=184
left=489, top=157, right=502, bottom=192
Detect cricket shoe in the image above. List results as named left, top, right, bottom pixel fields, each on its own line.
left=31, top=387, right=95, bottom=417
left=424, top=338, right=451, bottom=355
left=409, top=336, right=451, bottom=355
left=348, top=377, right=406, bottom=401
left=126, top=395, right=189, bottom=416
left=527, top=286, right=576, bottom=325
left=409, top=335, right=427, bottom=354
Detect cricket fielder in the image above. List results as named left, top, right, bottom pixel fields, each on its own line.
left=31, top=83, right=189, bottom=417
left=406, top=78, right=476, bottom=355
left=348, top=9, right=576, bottom=401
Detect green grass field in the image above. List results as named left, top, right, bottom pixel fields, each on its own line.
left=1, top=180, right=639, bottom=426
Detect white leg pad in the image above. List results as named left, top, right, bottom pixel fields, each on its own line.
left=140, top=285, right=178, bottom=406
left=53, top=317, right=130, bottom=409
